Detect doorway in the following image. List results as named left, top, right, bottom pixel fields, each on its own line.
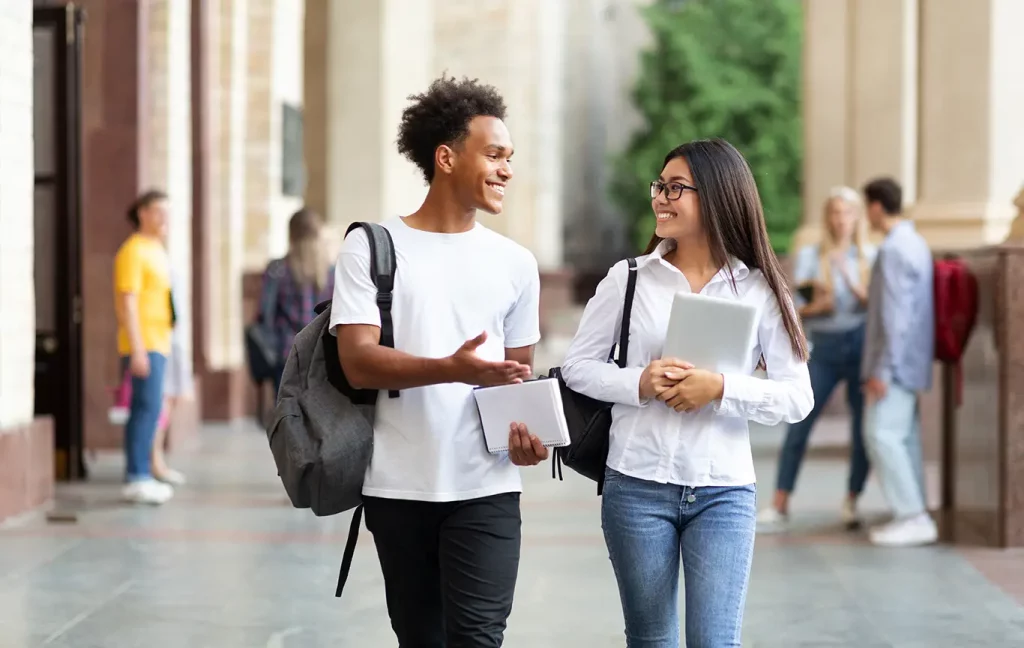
left=33, top=4, right=85, bottom=481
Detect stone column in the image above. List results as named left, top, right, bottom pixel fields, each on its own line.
left=794, top=0, right=918, bottom=251
left=848, top=0, right=919, bottom=202
left=794, top=0, right=851, bottom=252
left=191, top=0, right=216, bottom=382
left=243, top=0, right=304, bottom=270
left=78, top=0, right=150, bottom=450
left=303, top=0, right=434, bottom=237
left=912, top=0, right=1024, bottom=249
left=0, top=1, right=53, bottom=520
left=142, top=0, right=194, bottom=438
left=431, top=0, right=565, bottom=269
left=200, top=0, right=249, bottom=420
left=0, top=1, right=35, bottom=432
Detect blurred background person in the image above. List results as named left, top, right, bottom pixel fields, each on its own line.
left=758, top=186, right=876, bottom=532
left=113, top=189, right=175, bottom=505
left=152, top=262, right=192, bottom=487
left=255, top=208, right=335, bottom=396
left=860, top=177, right=937, bottom=547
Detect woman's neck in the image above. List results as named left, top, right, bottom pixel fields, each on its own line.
left=830, top=236, right=853, bottom=252
left=668, top=235, right=717, bottom=275
left=667, top=235, right=720, bottom=293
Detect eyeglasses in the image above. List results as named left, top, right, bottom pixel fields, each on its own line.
left=650, top=180, right=697, bottom=201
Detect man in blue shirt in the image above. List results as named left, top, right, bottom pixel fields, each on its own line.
left=861, top=177, right=937, bottom=546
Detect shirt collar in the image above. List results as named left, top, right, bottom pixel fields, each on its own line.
left=639, top=237, right=751, bottom=282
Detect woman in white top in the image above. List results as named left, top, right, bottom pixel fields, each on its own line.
left=561, top=138, right=813, bottom=647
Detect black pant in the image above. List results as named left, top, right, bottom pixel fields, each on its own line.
left=363, top=492, right=522, bottom=648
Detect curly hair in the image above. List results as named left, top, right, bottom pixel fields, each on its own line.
left=397, top=74, right=508, bottom=184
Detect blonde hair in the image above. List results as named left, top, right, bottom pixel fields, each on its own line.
left=286, top=208, right=331, bottom=292
left=818, top=186, right=870, bottom=291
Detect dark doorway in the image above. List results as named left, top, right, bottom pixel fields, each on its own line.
left=33, top=4, right=85, bottom=481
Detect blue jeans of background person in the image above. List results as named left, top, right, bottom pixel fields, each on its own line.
left=864, top=382, right=926, bottom=519
left=601, top=468, right=756, bottom=648
left=776, top=324, right=869, bottom=496
left=121, top=352, right=167, bottom=482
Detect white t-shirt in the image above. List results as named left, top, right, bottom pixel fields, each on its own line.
left=329, top=216, right=542, bottom=502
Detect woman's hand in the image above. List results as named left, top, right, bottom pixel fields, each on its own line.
left=656, top=369, right=725, bottom=413
left=836, top=263, right=869, bottom=305
left=799, top=281, right=834, bottom=317
left=639, top=358, right=694, bottom=401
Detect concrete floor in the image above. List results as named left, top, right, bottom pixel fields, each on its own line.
left=2, top=420, right=1023, bottom=647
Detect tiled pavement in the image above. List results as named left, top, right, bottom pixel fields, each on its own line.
left=2, top=416, right=1023, bottom=647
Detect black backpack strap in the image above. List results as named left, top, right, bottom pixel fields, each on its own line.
left=598, top=257, right=639, bottom=497
left=345, top=222, right=399, bottom=399
left=334, top=504, right=363, bottom=598
left=616, top=257, right=639, bottom=369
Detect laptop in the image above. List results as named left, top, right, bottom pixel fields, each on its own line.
left=661, top=291, right=759, bottom=374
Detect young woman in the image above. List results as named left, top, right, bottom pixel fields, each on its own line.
left=758, top=187, right=876, bottom=532
left=152, top=263, right=192, bottom=487
left=561, top=138, right=813, bottom=647
left=257, top=208, right=335, bottom=396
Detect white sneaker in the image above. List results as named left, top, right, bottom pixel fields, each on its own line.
left=122, top=479, right=174, bottom=505
left=869, top=514, right=937, bottom=547
left=756, top=507, right=789, bottom=533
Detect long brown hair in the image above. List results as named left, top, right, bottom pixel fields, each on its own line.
left=286, top=208, right=331, bottom=292
left=644, top=138, right=808, bottom=361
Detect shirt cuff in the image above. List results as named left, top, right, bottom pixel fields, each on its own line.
left=614, top=366, right=647, bottom=407
left=713, top=372, right=768, bottom=417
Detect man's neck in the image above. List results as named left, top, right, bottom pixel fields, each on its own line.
left=880, top=216, right=907, bottom=236
left=403, top=183, right=476, bottom=234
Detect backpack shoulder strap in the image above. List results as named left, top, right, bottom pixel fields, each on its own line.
left=345, top=222, right=399, bottom=398
left=615, top=258, right=639, bottom=369
left=335, top=504, right=363, bottom=598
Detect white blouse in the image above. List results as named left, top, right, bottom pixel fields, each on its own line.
left=560, top=240, right=814, bottom=487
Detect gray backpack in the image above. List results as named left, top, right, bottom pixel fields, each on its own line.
left=266, top=221, right=398, bottom=598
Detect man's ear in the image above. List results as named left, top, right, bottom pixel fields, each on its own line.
left=435, top=144, right=456, bottom=176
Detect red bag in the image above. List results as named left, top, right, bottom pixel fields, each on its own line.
left=933, top=256, right=979, bottom=404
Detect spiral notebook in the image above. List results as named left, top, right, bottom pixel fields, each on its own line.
left=472, top=378, right=572, bottom=454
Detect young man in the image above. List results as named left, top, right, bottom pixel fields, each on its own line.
left=330, top=75, right=550, bottom=646
left=860, top=177, right=937, bottom=546
left=113, top=189, right=175, bottom=505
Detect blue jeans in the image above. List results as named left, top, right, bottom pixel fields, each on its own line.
left=121, top=352, right=167, bottom=482
left=864, top=382, right=926, bottom=519
left=776, top=325, right=869, bottom=495
left=601, top=468, right=756, bottom=648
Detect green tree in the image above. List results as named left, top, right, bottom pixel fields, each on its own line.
left=611, top=0, right=803, bottom=254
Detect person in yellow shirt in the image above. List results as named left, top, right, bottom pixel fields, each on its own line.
left=113, top=189, right=175, bottom=505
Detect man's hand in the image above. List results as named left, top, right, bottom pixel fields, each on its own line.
left=639, top=358, right=694, bottom=401
left=129, top=351, right=150, bottom=378
left=447, top=332, right=532, bottom=386
left=657, top=369, right=725, bottom=413
left=507, top=422, right=549, bottom=466
left=863, top=377, right=887, bottom=401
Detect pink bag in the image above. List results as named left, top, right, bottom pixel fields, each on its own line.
left=108, top=370, right=132, bottom=424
